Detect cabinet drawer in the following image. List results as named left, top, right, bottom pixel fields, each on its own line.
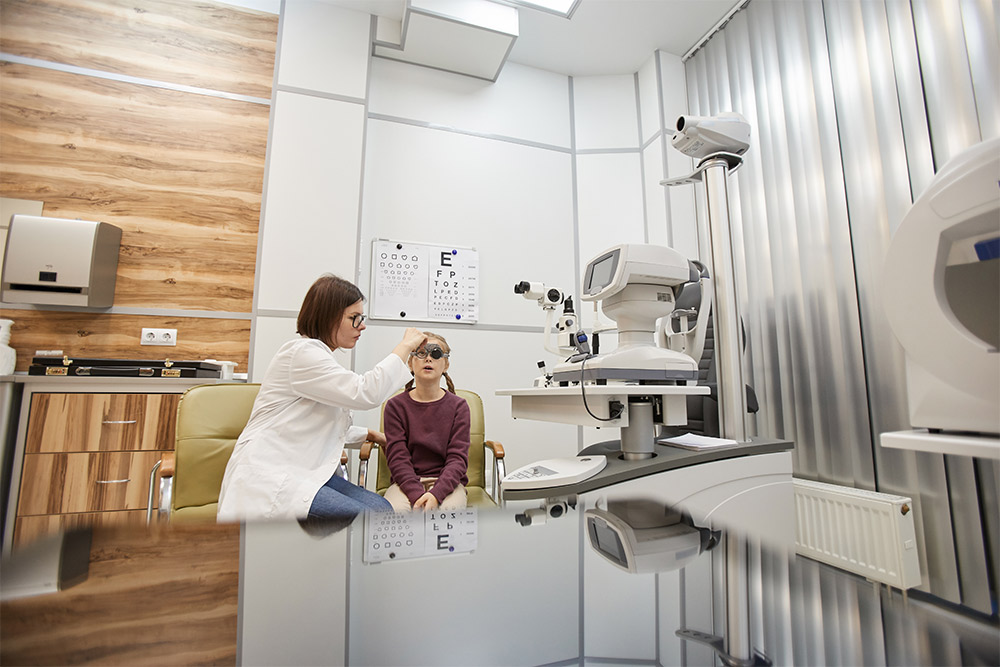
left=14, top=509, right=148, bottom=547
left=17, top=451, right=166, bottom=515
left=26, top=393, right=180, bottom=453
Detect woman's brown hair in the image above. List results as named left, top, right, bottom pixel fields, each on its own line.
left=296, top=274, right=364, bottom=349
left=405, top=332, right=456, bottom=393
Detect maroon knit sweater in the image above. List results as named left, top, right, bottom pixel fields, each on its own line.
left=383, top=390, right=471, bottom=504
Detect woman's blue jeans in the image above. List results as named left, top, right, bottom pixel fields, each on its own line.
left=308, top=473, right=392, bottom=521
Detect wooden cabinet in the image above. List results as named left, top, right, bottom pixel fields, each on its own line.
left=13, top=392, right=181, bottom=546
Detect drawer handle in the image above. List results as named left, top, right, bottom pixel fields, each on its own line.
left=102, top=420, right=137, bottom=425
left=96, top=478, right=131, bottom=484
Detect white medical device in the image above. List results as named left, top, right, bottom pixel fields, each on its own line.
left=671, top=113, right=751, bottom=160
left=514, top=280, right=580, bottom=360
left=550, top=244, right=700, bottom=384
left=503, top=455, right=607, bottom=491
left=882, top=137, right=999, bottom=437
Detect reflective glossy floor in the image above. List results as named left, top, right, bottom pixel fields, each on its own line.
left=239, top=496, right=999, bottom=667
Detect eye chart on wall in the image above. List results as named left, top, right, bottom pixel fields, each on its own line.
left=370, top=239, right=479, bottom=324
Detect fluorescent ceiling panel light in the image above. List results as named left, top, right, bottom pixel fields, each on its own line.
left=504, top=0, right=579, bottom=18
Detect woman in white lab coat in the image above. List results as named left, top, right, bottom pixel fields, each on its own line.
left=217, top=274, right=426, bottom=523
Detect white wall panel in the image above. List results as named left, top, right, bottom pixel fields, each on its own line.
left=666, top=147, right=699, bottom=260
left=257, top=92, right=365, bottom=312
left=573, top=75, right=640, bottom=150
left=642, top=141, right=669, bottom=248
left=241, top=521, right=349, bottom=666
left=638, top=54, right=662, bottom=144
left=369, top=59, right=571, bottom=148
left=351, top=324, right=580, bottom=475
left=658, top=51, right=687, bottom=131
left=576, top=153, right=645, bottom=266
left=360, top=119, right=575, bottom=328
left=584, top=535, right=657, bottom=660
left=250, top=315, right=296, bottom=382
left=277, top=1, right=370, bottom=97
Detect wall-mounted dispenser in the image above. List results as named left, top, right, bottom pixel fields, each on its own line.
left=1, top=215, right=122, bottom=308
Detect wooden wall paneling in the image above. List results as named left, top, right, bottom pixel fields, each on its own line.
left=26, top=393, right=180, bottom=453
left=0, top=310, right=251, bottom=373
left=0, top=0, right=278, bottom=100
left=1, top=522, right=240, bottom=665
left=0, top=63, right=266, bottom=313
left=13, top=509, right=148, bottom=546
left=17, top=450, right=167, bottom=515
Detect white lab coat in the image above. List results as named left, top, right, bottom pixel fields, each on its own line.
left=216, top=336, right=409, bottom=522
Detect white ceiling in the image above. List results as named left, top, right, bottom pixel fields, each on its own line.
left=324, top=0, right=742, bottom=76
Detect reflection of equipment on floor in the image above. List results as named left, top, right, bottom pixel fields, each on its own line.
left=0, top=528, right=91, bottom=600
left=586, top=499, right=719, bottom=574
left=881, top=137, right=1000, bottom=459
left=514, top=498, right=574, bottom=527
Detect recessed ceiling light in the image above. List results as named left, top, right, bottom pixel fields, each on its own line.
left=503, top=0, right=580, bottom=19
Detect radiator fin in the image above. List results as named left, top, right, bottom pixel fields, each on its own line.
left=793, top=478, right=922, bottom=589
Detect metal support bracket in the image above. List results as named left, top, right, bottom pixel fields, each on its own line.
left=660, top=152, right=745, bottom=187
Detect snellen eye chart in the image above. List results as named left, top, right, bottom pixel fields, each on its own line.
left=370, top=239, right=479, bottom=324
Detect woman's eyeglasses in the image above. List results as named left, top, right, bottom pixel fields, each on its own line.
left=411, top=344, right=448, bottom=360
left=350, top=314, right=366, bottom=329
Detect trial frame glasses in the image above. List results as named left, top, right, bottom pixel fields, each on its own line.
left=411, top=345, right=449, bottom=360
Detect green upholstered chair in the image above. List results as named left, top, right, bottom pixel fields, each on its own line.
left=146, top=381, right=360, bottom=523
left=357, top=389, right=506, bottom=508
left=147, top=382, right=261, bottom=523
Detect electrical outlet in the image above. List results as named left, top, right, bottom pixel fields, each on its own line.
left=141, top=328, right=177, bottom=346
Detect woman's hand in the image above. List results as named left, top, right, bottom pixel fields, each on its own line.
left=393, top=328, right=428, bottom=362
left=413, top=492, right=439, bottom=510
left=367, top=429, right=386, bottom=446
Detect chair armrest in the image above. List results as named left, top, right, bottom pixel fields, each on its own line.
left=358, top=441, right=379, bottom=488
left=146, top=452, right=176, bottom=525
left=359, top=440, right=378, bottom=461
left=160, top=451, right=176, bottom=478
left=485, top=440, right=504, bottom=458
left=485, top=440, right=506, bottom=507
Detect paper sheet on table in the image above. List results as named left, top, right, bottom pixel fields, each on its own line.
left=658, top=433, right=739, bottom=450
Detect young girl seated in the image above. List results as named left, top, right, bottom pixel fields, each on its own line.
left=383, top=333, right=470, bottom=511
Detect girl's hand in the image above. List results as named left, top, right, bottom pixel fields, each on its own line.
left=413, top=492, right=439, bottom=510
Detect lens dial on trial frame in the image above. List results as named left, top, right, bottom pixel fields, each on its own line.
left=412, top=344, right=448, bottom=360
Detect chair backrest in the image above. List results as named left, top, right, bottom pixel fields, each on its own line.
left=375, top=389, right=486, bottom=495
left=172, top=382, right=261, bottom=521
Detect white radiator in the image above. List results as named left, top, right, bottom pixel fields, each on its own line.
left=793, top=478, right=922, bottom=589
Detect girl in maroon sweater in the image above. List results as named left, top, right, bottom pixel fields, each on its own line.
left=383, top=333, right=471, bottom=511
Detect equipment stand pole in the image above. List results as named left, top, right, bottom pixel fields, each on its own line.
left=702, top=156, right=751, bottom=665
left=700, top=157, right=748, bottom=441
